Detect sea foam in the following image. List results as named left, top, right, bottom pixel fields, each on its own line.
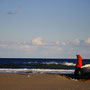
left=42, top=62, right=76, bottom=66
left=0, top=68, right=74, bottom=74
left=82, top=64, right=90, bottom=68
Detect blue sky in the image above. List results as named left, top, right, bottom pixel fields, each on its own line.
left=0, top=0, right=90, bottom=58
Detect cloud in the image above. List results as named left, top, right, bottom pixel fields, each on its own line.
left=7, top=11, right=18, bottom=15
left=71, top=39, right=80, bottom=46
left=60, top=42, right=66, bottom=46
left=0, top=37, right=90, bottom=58
left=7, top=5, right=22, bottom=15
left=0, top=44, right=8, bottom=48
left=56, top=40, right=60, bottom=45
left=32, top=37, right=45, bottom=45
left=85, top=37, right=90, bottom=44
left=0, top=37, right=63, bottom=56
left=70, top=38, right=90, bottom=47
left=72, top=39, right=80, bottom=45
left=45, top=46, right=62, bottom=51
left=31, top=37, right=67, bottom=46
left=0, top=41, right=31, bottom=50
left=19, top=41, right=32, bottom=45
left=55, top=40, right=66, bottom=46
left=1, top=37, right=90, bottom=49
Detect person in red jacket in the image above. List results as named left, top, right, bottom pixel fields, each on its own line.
left=74, top=55, right=82, bottom=79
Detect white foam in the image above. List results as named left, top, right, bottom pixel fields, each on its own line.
left=30, top=69, right=74, bottom=74
left=0, top=68, right=74, bottom=74
left=62, top=62, right=76, bottom=66
left=82, top=64, right=90, bottom=68
left=42, top=62, right=58, bottom=65
left=43, top=62, right=76, bottom=66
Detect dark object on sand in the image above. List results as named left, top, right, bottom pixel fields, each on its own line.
left=81, top=66, right=90, bottom=79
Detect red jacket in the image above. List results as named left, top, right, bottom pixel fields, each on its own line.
left=75, top=55, right=82, bottom=68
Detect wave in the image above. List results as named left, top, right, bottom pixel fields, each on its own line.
left=0, top=62, right=76, bottom=69
left=0, top=68, right=74, bottom=74
left=40, top=62, right=75, bottom=66
left=82, top=64, right=90, bottom=68
left=61, top=62, right=76, bottom=66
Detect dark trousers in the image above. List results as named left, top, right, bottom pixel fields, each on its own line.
left=74, top=67, right=81, bottom=79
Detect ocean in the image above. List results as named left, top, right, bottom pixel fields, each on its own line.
left=0, top=58, right=90, bottom=74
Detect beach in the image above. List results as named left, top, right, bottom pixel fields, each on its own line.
left=0, top=73, right=90, bottom=90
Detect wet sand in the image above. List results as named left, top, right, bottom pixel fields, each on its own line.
left=0, top=73, right=90, bottom=90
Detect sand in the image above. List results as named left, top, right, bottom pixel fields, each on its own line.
left=0, top=73, right=90, bottom=90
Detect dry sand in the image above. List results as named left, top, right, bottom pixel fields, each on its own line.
left=0, top=73, right=90, bottom=90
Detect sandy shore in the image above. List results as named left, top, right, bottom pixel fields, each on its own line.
left=0, top=73, right=90, bottom=90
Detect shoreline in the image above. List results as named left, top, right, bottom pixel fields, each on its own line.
left=0, top=73, right=90, bottom=90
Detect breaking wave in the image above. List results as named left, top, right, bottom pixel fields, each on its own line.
left=0, top=68, right=74, bottom=74
left=0, top=62, right=76, bottom=69
left=31, top=62, right=76, bottom=66
left=82, top=64, right=90, bottom=68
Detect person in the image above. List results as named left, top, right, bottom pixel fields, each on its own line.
left=74, top=55, right=82, bottom=79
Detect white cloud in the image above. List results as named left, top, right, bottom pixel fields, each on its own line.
left=56, top=40, right=66, bottom=46
left=0, top=41, right=33, bottom=51
left=0, top=44, right=8, bottom=48
left=0, top=37, right=90, bottom=58
left=60, top=42, right=66, bottom=46
left=72, top=39, right=80, bottom=46
left=56, top=40, right=60, bottom=45
left=32, top=37, right=44, bottom=45
left=85, top=37, right=90, bottom=44
left=45, top=46, right=62, bottom=51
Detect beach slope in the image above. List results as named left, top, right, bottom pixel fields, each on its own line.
left=0, top=73, right=90, bottom=90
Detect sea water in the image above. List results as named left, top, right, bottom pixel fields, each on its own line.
left=0, top=58, right=90, bottom=74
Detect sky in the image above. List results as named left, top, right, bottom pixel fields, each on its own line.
left=0, top=0, right=90, bottom=59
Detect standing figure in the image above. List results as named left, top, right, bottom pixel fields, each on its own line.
left=74, top=55, right=82, bottom=79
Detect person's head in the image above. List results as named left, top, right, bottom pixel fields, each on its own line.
left=76, top=55, right=81, bottom=58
